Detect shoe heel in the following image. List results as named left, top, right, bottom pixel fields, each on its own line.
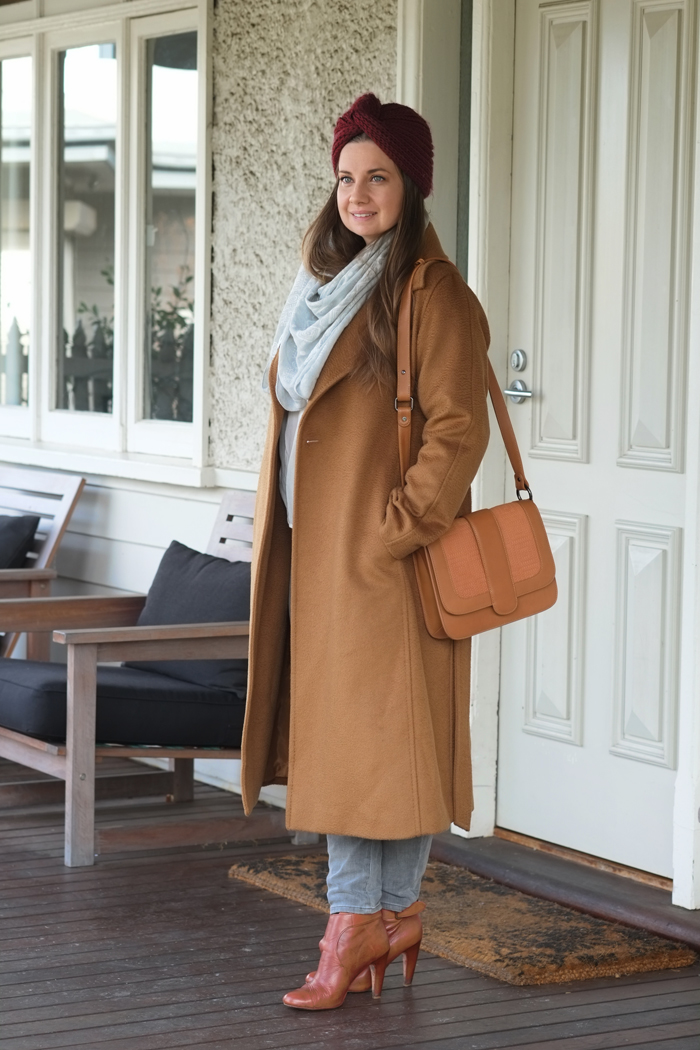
left=402, top=940, right=421, bottom=986
left=370, top=950, right=390, bottom=999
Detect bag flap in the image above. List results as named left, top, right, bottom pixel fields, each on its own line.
left=426, top=500, right=556, bottom=616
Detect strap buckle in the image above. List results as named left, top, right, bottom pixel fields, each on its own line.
left=517, top=486, right=533, bottom=501
left=394, top=397, right=414, bottom=411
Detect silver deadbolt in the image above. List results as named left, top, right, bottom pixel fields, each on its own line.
left=510, top=349, right=527, bottom=372
left=503, top=379, right=533, bottom=404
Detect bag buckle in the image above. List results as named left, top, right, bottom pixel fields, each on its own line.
left=517, top=486, right=534, bottom=501
left=394, top=397, right=414, bottom=411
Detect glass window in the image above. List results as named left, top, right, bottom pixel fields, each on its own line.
left=0, top=56, right=32, bottom=408
left=56, top=43, right=116, bottom=414
left=144, top=31, right=197, bottom=423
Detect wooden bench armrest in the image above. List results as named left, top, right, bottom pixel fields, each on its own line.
left=0, top=595, right=146, bottom=632
left=54, top=620, right=249, bottom=645
left=0, top=568, right=58, bottom=582
left=54, top=620, right=250, bottom=663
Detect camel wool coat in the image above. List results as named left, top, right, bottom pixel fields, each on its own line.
left=241, top=226, right=491, bottom=839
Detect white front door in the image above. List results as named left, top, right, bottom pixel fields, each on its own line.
left=497, top=0, right=696, bottom=878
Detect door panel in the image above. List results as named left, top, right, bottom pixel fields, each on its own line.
left=530, top=1, right=595, bottom=462
left=497, top=0, right=694, bottom=878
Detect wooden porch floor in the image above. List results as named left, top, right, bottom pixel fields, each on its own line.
left=1, top=758, right=699, bottom=1050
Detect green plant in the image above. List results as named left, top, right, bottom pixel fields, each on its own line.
left=149, top=267, right=194, bottom=363
left=65, top=264, right=195, bottom=420
left=76, top=266, right=114, bottom=358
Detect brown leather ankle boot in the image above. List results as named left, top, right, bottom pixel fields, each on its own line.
left=305, top=900, right=426, bottom=993
left=381, top=900, right=426, bottom=985
left=283, top=911, right=390, bottom=1010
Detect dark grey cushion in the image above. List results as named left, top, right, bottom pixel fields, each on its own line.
left=0, top=514, right=40, bottom=568
left=0, top=658, right=244, bottom=746
left=124, top=541, right=250, bottom=693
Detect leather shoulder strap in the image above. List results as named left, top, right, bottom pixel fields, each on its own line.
left=396, top=261, right=531, bottom=496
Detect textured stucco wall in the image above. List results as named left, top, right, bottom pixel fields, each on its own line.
left=209, top=0, right=397, bottom=471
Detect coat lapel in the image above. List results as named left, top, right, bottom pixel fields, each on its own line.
left=303, top=310, right=366, bottom=411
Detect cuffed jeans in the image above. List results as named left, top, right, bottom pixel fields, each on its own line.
left=326, top=834, right=432, bottom=914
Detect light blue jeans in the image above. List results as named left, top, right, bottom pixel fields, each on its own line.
left=326, top=834, right=432, bottom=914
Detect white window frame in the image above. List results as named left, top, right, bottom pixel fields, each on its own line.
left=0, top=0, right=211, bottom=482
left=0, top=35, right=37, bottom=441
left=126, top=9, right=208, bottom=460
left=40, top=20, right=124, bottom=451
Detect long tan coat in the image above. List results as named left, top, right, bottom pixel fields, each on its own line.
left=241, top=226, right=490, bottom=839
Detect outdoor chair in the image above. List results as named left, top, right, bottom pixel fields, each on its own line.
left=0, top=467, right=85, bottom=658
left=0, top=489, right=255, bottom=866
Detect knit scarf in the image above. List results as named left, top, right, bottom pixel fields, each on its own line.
left=265, top=231, right=393, bottom=411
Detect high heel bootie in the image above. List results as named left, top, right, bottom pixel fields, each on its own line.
left=283, top=911, right=390, bottom=1010
left=306, top=900, right=426, bottom=993
left=381, top=899, right=426, bottom=985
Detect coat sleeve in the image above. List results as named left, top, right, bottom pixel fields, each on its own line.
left=379, top=267, right=490, bottom=560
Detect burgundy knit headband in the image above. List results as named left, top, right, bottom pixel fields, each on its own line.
left=332, top=93, right=434, bottom=199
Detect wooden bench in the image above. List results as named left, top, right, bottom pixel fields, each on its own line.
left=0, top=488, right=256, bottom=866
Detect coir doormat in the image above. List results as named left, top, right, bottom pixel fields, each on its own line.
left=228, top=853, right=696, bottom=986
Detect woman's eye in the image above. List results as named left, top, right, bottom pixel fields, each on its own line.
left=340, top=176, right=352, bottom=184
left=371, top=175, right=385, bottom=182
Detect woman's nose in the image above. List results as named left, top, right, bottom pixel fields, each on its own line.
left=350, top=184, right=369, bottom=203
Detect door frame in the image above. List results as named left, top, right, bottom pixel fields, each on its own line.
left=397, top=0, right=515, bottom=839
left=461, top=0, right=700, bottom=908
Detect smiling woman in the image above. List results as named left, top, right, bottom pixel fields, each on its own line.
left=242, top=93, right=492, bottom=1012
left=301, top=117, right=428, bottom=391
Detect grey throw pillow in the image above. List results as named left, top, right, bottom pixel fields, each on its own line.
left=124, top=541, right=250, bottom=695
left=0, top=515, right=40, bottom=568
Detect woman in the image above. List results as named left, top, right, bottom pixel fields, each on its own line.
left=241, top=93, right=490, bottom=1010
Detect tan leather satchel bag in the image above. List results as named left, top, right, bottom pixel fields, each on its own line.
left=396, top=261, right=557, bottom=641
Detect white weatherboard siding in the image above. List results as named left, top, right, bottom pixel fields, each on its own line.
left=54, top=479, right=227, bottom=599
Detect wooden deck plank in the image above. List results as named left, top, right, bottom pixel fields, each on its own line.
left=1, top=757, right=699, bottom=1050
left=1, top=949, right=696, bottom=1045
left=396, top=1021, right=700, bottom=1050
left=1, top=948, right=693, bottom=1007
left=0, top=956, right=468, bottom=1009
left=2, top=1000, right=699, bottom=1050
left=2, top=974, right=699, bottom=1031
left=197, top=1032, right=700, bottom=1050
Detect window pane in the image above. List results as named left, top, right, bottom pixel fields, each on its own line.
left=144, top=32, right=197, bottom=423
left=57, top=44, right=116, bottom=414
left=0, top=56, right=32, bottom=408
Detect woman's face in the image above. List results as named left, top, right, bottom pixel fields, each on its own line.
left=336, top=140, right=404, bottom=244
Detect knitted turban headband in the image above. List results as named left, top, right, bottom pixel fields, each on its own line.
left=332, top=93, right=434, bottom=199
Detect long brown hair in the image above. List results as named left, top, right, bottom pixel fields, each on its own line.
left=302, top=141, right=427, bottom=388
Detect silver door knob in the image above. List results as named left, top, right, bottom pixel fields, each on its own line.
left=503, top=380, right=533, bottom=404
